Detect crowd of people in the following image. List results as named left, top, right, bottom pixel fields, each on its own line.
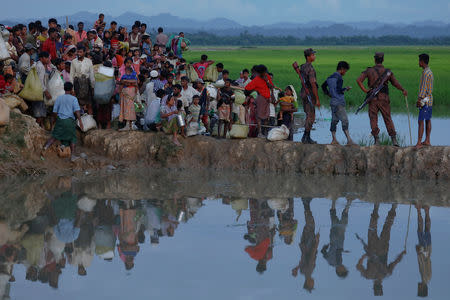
left=0, top=13, right=435, bottom=160
left=0, top=187, right=433, bottom=298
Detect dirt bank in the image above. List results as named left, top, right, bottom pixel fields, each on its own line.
left=82, top=130, right=450, bottom=180
left=1, top=111, right=449, bottom=179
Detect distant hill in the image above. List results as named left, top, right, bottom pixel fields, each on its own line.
left=1, top=11, right=449, bottom=38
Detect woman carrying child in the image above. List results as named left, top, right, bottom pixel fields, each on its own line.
left=118, top=63, right=138, bottom=131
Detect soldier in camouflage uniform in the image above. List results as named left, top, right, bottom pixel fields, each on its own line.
left=356, top=52, right=408, bottom=146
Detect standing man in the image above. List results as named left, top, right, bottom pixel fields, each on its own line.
left=156, top=27, right=168, bottom=49
left=415, top=53, right=433, bottom=148
left=42, top=28, right=58, bottom=60
left=356, top=52, right=408, bottom=146
left=299, top=48, right=321, bottom=144
left=70, top=45, right=95, bottom=115
left=322, top=61, right=355, bottom=145
left=43, top=82, right=84, bottom=162
left=75, top=22, right=87, bottom=45
left=415, top=203, right=432, bottom=298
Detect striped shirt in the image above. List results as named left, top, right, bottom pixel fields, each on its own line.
left=418, top=67, right=433, bottom=106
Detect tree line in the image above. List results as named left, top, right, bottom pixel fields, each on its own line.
left=183, top=31, right=450, bottom=46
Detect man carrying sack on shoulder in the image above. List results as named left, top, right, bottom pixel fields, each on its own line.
left=356, top=52, right=408, bottom=147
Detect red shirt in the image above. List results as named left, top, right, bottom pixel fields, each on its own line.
left=245, top=238, right=272, bottom=261
left=245, top=76, right=273, bottom=99
left=42, top=38, right=57, bottom=60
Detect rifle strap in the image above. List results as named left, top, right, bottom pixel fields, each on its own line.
left=370, top=68, right=389, bottom=89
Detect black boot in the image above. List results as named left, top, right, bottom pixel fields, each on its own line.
left=301, top=131, right=308, bottom=143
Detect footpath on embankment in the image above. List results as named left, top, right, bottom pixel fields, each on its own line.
left=0, top=110, right=449, bottom=179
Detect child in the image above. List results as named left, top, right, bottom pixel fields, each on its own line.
left=62, top=62, right=71, bottom=82
left=188, top=95, right=201, bottom=123
left=322, top=61, right=354, bottom=145
left=278, top=86, right=297, bottom=120
left=119, top=67, right=138, bottom=131
left=217, top=92, right=232, bottom=139
left=142, top=35, right=152, bottom=58
left=2, top=74, right=16, bottom=94
left=111, top=32, right=120, bottom=51
left=208, top=90, right=219, bottom=135
left=278, top=86, right=298, bottom=140
left=37, top=27, right=48, bottom=47
left=132, top=50, right=141, bottom=75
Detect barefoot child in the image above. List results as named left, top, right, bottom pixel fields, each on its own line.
left=119, top=66, right=138, bottom=131
left=322, top=61, right=354, bottom=145
left=277, top=86, right=298, bottom=140
left=217, top=92, right=232, bottom=139
left=415, top=53, right=433, bottom=148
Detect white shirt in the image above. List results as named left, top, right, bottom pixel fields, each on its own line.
left=180, top=86, right=199, bottom=108
left=70, top=57, right=95, bottom=87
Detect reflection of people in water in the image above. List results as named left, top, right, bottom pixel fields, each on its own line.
left=356, top=204, right=406, bottom=296
left=321, top=199, right=351, bottom=278
left=276, top=198, right=298, bottom=245
left=416, top=204, right=431, bottom=298
left=117, top=201, right=143, bottom=271
left=70, top=196, right=97, bottom=276
left=244, top=199, right=276, bottom=274
left=292, top=197, right=320, bottom=293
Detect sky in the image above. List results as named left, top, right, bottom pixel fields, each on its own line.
left=1, top=0, right=449, bottom=25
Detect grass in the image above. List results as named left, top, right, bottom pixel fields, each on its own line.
left=358, top=132, right=406, bottom=147
left=184, top=46, right=450, bottom=112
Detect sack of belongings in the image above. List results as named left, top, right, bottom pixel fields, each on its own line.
left=267, top=124, right=289, bottom=141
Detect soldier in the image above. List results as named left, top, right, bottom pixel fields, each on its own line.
left=356, top=52, right=408, bottom=146
left=300, top=48, right=321, bottom=144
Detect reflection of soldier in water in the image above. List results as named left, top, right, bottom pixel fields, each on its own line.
left=244, top=199, right=276, bottom=274
left=416, top=204, right=431, bottom=298
left=292, top=197, right=320, bottom=293
left=321, top=199, right=351, bottom=278
left=356, top=204, right=406, bottom=296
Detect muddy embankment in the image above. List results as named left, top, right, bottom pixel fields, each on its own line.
left=82, top=129, right=450, bottom=180
left=0, top=110, right=449, bottom=179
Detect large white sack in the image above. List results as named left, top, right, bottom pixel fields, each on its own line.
left=206, top=84, right=218, bottom=99
left=77, top=114, right=97, bottom=132
left=267, top=125, right=290, bottom=141
left=0, top=35, right=9, bottom=61
left=46, top=71, right=65, bottom=106
left=145, top=98, right=161, bottom=124
left=0, top=98, right=10, bottom=126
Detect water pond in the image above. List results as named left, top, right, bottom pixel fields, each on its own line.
left=0, top=170, right=449, bottom=300
left=292, top=108, right=450, bottom=146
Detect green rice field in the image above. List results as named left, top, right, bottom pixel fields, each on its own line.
left=184, top=46, right=450, bottom=111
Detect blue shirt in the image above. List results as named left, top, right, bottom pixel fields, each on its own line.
left=53, top=94, right=81, bottom=120
left=326, top=72, right=346, bottom=107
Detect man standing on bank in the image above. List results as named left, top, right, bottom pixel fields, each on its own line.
left=415, top=53, right=433, bottom=148
left=300, top=48, right=321, bottom=144
left=356, top=52, right=408, bottom=146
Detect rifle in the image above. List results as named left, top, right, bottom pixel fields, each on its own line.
left=292, top=62, right=314, bottom=108
left=356, top=70, right=392, bottom=114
